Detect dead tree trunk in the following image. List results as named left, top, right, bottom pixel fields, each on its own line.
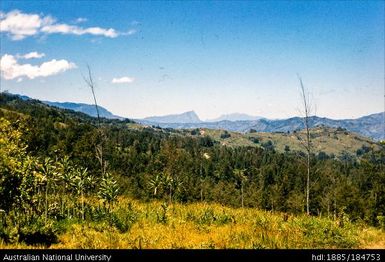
left=298, top=76, right=312, bottom=216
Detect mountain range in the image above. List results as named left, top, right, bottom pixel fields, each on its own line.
left=13, top=93, right=385, bottom=141
left=44, top=101, right=124, bottom=120
left=138, top=112, right=385, bottom=141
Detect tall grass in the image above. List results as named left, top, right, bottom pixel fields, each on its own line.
left=1, top=197, right=384, bottom=249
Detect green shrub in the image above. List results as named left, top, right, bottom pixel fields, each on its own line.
left=376, top=214, right=385, bottom=230
left=110, top=204, right=138, bottom=233
left=18, top=218, right=59, bottom=247
left=156, top=202, right=168, bottom=224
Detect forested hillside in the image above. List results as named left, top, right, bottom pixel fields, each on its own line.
left=1, top=92, right=385, bottom=248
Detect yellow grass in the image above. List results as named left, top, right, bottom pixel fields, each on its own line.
left=1, top=198, right=384, bottom=249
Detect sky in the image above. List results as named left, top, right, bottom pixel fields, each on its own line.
left=0, top=1, right=384, bottom=120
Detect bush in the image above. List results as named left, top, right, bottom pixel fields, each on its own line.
left=249, top=137, right=259, bottom=144
left=297, top=217, right=357, bottom=248
left=284, top=145, right=290, bottom=152
left=199, top=208, right=215, bottom=225
left=189, top=208, right=234, bottom=226
left=199, top=136, right=215, bottom=147
left=110, top=204, right=138, bottom=233
left=261, top=140, right=274, bottom=151
left=317, top=151, right=329, bottom=161
left=356, top=148, right=364, bottom=157
left=220, top=131, right=231, bottom=139
left=156, top=202, right=168, bottom=224
left=376, top=214, right=385, bottom=230
left=18, top=218, right=59, bottom=247
left=190, top=129, right=200, bottom=135
left=0, top=217, right=18, bottom=244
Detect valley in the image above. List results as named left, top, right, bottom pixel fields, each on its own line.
left=1, top=92, right=385, bottom=249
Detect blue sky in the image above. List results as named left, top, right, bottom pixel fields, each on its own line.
left=1, top=1, right=384, bottom=120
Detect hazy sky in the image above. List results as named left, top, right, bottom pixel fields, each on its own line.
left=1, top=1, right=384, bottom=120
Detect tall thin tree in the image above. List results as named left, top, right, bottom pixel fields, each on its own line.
left=82, top=65, right=106, bottom=176
left=298, top=75, right=312, bottom=215
left=381, top=58, right=385, bottom=142
left=233, top=168, right=247, bottom=208
left=83, top=65, right=101, bottom=126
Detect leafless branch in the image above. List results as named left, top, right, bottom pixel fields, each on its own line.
left=82, top=64, right=101, bottom=126
left=297, top=75, right=312, bottom=216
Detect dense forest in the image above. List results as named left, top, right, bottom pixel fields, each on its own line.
left=1, top=92, right=385, bottom=247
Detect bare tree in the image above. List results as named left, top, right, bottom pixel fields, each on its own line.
left=82, top=66, right=119, bottom=214
left=83, top=65, right=101, bottom=126
left=298, top=75, right=312, bottom=215
left=82, top=65, right=107, bottom=176
left=381, top=82, right=385, bottom=142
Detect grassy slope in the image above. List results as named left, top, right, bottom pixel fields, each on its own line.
left=190, top=127, right=380, bottom=156
left=1, top=198, right=384, bottom=249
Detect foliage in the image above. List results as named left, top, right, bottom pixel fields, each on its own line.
left=98, top=173, right=119, bottom=209
left=1, top=93, right=385, bottom=248
left=220, top=131, right=231, bottom=139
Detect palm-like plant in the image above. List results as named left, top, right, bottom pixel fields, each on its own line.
left=60, top=168, right=76, bottom=193
left=162, top=173, right=174, bottom=203
left=71, top=167, right=91, bottom=219
left=98, top=172, right=119, bottom=212
left=162, top=172, right=183, bottom=203
left=40, top=157, right=58, bottom=222
left=72, top=167, right=97, bottom=219
left=57, top=156, right=74, bottom=216
left=58, top=156, right=73, bottom=185
left=18, top=156, right=40, bottom=220
left=148, top=173, right=163, bottom=197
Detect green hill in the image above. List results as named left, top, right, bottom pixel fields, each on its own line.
left=185, top=127, right=380, bottom=157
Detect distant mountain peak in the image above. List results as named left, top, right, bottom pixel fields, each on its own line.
left=142, top=110, right=202, bottom=123
left=181, top=110, right=199, bottom=117
left=208, top=113, right=262, bottom=122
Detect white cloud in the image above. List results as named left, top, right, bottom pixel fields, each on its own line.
left=0, top=10, right=126, bottom=40
left=0, top=54, right=76, bottom=80
left=112, top=76, right=135, bottom=84
left=17, top=51, right=45, bottom=59
left=75, top=17, right=87, bottom=23
left=122, top=29, right=137, bottom=36
left=130, top=20, right=141, bottom=26
left=41, top=24, right=118, bottom=38
left=0, top=10, right=53, bottom=40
